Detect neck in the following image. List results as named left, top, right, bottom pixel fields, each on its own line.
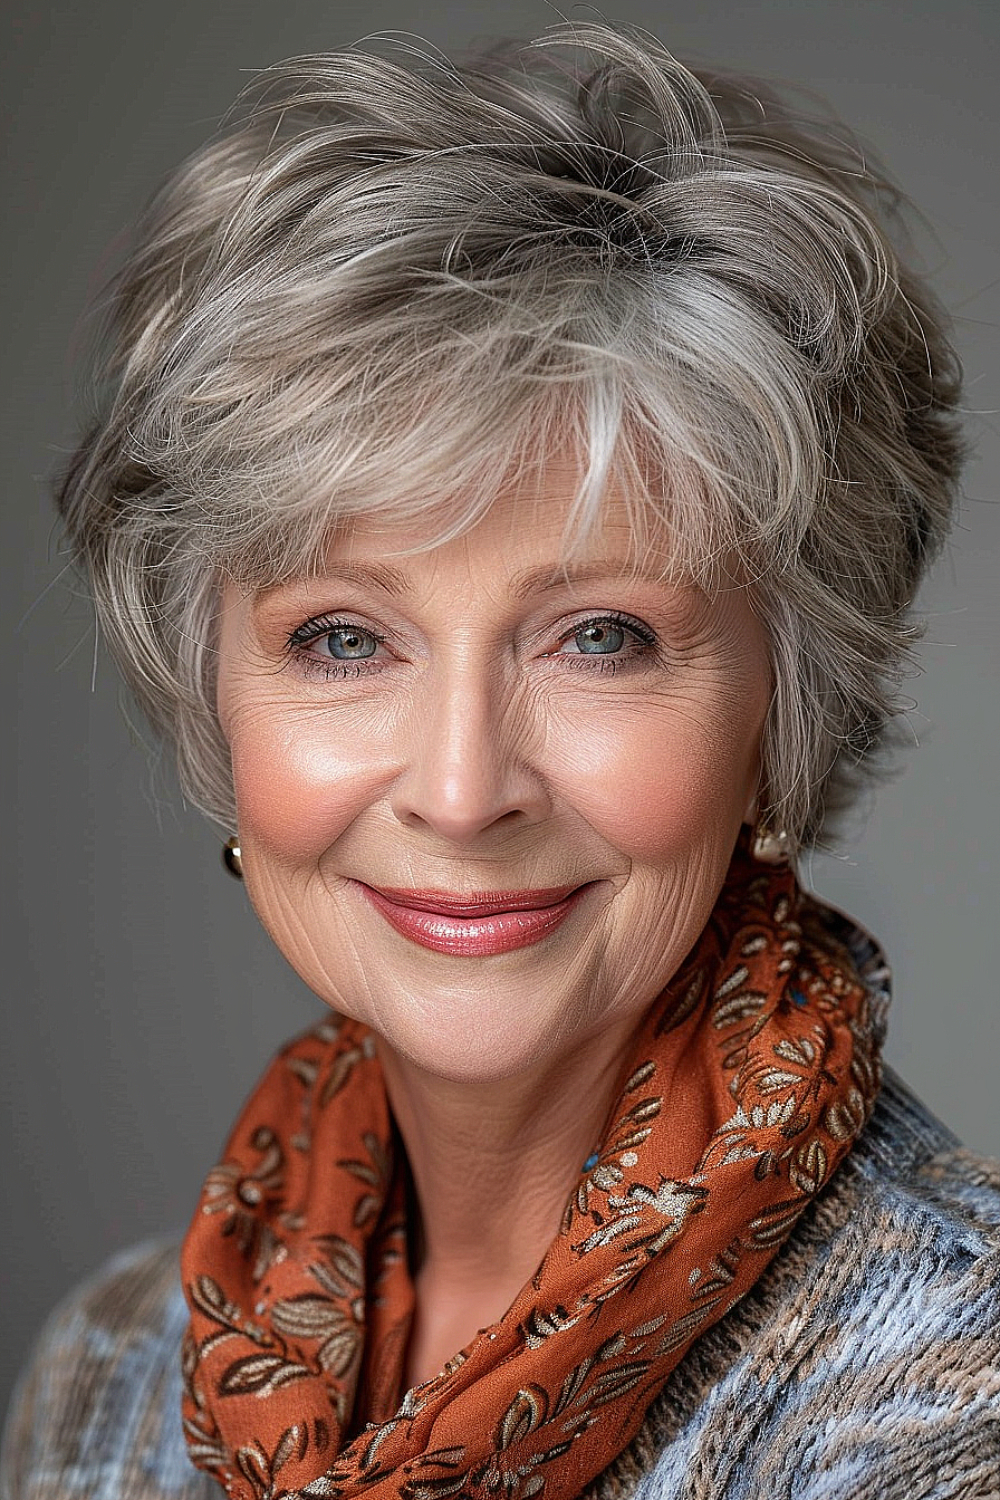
left=378, top=1022, right=639, bottom=1386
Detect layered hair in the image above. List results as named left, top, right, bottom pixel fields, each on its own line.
left=57, top=23, right=963, bottom=848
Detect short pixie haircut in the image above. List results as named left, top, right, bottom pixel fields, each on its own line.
left=58, top=23, right=963, bottom=850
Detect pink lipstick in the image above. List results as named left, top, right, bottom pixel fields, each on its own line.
left=357, top=883, right=588, bottom=956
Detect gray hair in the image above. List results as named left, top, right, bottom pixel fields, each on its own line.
left=57, top=22, right=963, bottom=851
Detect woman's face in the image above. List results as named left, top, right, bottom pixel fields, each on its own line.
left=217, top=466, right=772, bottom=1084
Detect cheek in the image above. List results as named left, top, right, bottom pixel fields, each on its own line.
left=544, top=696, right=762, bottom=863
left=229, top=709, right=390, bottom=863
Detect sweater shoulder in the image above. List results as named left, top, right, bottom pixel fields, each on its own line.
left=0, top=1238, right=212, bottom=1500
left=615, top=1071, right=1000, bottom=1500
left=5, top=1078, right=997, bottom=1500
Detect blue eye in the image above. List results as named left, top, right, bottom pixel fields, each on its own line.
left=319, top=626, right=378, bottom=660
left=286, top=617, right=385, bottom=676
left=556, top=614, right=655, bottom=661
left=571, top=621, right=627, bottom=655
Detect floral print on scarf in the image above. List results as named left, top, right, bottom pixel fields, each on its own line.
left=181, top=839, right=884, bottom=1499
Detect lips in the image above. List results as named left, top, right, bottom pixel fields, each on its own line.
left=356, top=882, right=589, bottom=956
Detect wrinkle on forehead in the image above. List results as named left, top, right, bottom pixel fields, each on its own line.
left=221, top=431, right=757, bottom=626
left=247, top=459, right=736, bottom=606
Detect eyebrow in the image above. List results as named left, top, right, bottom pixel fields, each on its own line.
left=306, top=562, right=411, bottom=594
left=507, top=559, right=676, bottom=600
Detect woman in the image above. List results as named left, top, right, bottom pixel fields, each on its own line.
left=3, top=22, right=997, bottom=1499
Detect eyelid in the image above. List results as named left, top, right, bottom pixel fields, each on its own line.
left=283, top=616, right=392, bottom=684
left=551, top=610, right=658, bottom=650
left=282, top=608, right=660, bottom=679
left=286, top=614, right=388, bottom=651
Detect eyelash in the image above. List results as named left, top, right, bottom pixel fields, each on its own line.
left=285, top=611, right=659, bottom=681
left=286, top=616, right=389, bottom=680
left=546, top=612, right=658, bottom=675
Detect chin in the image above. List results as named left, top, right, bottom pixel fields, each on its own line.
left=365, top=983, right=579, bottom=1087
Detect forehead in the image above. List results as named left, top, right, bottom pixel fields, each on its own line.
left=307, top=457, right=689, bottom=592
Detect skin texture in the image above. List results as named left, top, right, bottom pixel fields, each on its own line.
left=216, top=465, right=772, bottom=1383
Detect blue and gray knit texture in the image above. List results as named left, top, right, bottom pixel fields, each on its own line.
left=3, top=1070, right=998, bottom=1499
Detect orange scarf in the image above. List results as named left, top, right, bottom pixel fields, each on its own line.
left=181, top=842, right=884, bottom=1499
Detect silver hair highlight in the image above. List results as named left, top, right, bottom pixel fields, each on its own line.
left=57, top=23, right=964, bottom=849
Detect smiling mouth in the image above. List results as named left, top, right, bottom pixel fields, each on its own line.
left=355, top=883, right=590, bottom=956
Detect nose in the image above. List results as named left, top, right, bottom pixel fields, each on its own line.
left=389, top=665, right=552, bottom=844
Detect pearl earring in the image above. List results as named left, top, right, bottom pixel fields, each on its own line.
left=222, top=836, right=243, bottom=880
left=751, top=826, right=790, bottom=866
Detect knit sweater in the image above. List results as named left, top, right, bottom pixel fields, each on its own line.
left=3, top=1067, right=998, bottom=1500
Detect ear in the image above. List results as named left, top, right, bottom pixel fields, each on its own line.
left=743, top=793, right=759, bottom=826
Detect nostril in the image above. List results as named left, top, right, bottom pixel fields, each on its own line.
left=388, top=739, right=553, bottom=840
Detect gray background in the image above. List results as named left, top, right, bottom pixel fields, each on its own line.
left=3, top=0, right=997, bottom=1425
